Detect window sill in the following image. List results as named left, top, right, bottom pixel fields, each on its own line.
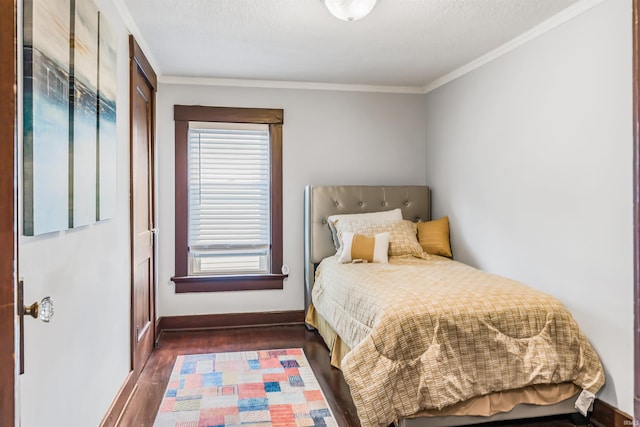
left=170, top=273, right=287, bottom=293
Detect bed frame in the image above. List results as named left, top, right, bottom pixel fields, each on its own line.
left=303, top=185, right=582, bottom=427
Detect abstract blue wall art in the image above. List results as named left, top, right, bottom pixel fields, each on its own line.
left=23, top=0, right=117, bottom=235
left=97, top=11, right=117, bottom=221
left=72, top=0, right=99, bottom=228
left=23, top=0, right=72, bottom=236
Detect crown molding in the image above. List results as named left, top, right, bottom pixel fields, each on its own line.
left=110, top=0, right=161, bottom=73
left=159, top=75, right=425, bottom=94
left=422, top=0, right=607, bottom=94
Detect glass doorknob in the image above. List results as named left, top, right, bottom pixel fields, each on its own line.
left=24, top=296, right=55, bottom=322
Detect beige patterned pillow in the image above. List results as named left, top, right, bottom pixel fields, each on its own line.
left=327, top=208, right=402, bottom=250
left=332, top=218, right=424, bottom=257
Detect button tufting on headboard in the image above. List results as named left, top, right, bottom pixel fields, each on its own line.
left=305, top=185, right=430, bottom=264
left=304, top=185, right=431, bottom=314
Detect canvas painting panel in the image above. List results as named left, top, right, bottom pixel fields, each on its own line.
left=72, top=0, right=99, bottom=228
left=97, top=11, right=117, bottom=221
left=23, top=0, right=71, bottom=236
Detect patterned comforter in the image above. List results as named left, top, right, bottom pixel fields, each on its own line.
left=311, top=255, right=605, bottom=427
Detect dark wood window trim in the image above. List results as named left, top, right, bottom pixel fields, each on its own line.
left=172, top=105, right=286, bottom=293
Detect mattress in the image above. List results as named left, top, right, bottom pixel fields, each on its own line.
left=310, top=255, right=605, bottom=427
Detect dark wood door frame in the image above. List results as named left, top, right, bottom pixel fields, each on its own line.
left=100, top=35, right=158, bottom=427
left=0, top=0, right=16, bottom=424
left=634, top=0, right=640, bottom=422
left=129, top=35, right=157, bottom=373
left=97, top=37, right=158, bottom=427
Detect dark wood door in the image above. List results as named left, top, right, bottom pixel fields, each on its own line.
left=0, top=0, right=16, bottom=424
left=130, top=36, right=156, bottom=376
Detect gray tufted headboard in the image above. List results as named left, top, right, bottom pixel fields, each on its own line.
left=303, top=185, right=430, bottom=314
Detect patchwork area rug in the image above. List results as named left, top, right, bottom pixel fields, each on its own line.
left=153, top=348, right=338, bottom=427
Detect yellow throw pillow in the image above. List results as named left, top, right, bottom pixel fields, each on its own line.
left=417, top=216, right=452, bottom=258
left=338, top=231, right=389, bottom=263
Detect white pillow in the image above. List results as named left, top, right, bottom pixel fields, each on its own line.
left=338, top=232, right=389, bottom=264
left=328, top=208, right=403, bottom=250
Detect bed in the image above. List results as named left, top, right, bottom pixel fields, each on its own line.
left=303, top=185, right=605, bottom=427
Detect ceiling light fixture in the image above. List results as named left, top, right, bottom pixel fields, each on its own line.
left=324, top=0, right=378, bottom=22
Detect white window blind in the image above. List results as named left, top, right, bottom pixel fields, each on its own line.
left=188, top=122, right=271, bottom=275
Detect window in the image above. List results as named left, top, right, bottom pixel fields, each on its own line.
left=172, top=106, right=285, bottom=292
left=188, top=122, right=270, bottom=275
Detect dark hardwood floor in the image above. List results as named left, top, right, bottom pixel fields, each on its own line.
left=117, top=325, right=591, bottom=427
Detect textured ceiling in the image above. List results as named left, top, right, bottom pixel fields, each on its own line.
left=123, top=0, right=581, bottom=88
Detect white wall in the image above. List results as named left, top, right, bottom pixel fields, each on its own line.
left=424, top=0, right=633, bottom=415
left=156, top=85, right=427, bottom=316
left=18, top=0, right=132, bottom=425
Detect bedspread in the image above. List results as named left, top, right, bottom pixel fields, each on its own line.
left=311, top=256, right=605, bottom=427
